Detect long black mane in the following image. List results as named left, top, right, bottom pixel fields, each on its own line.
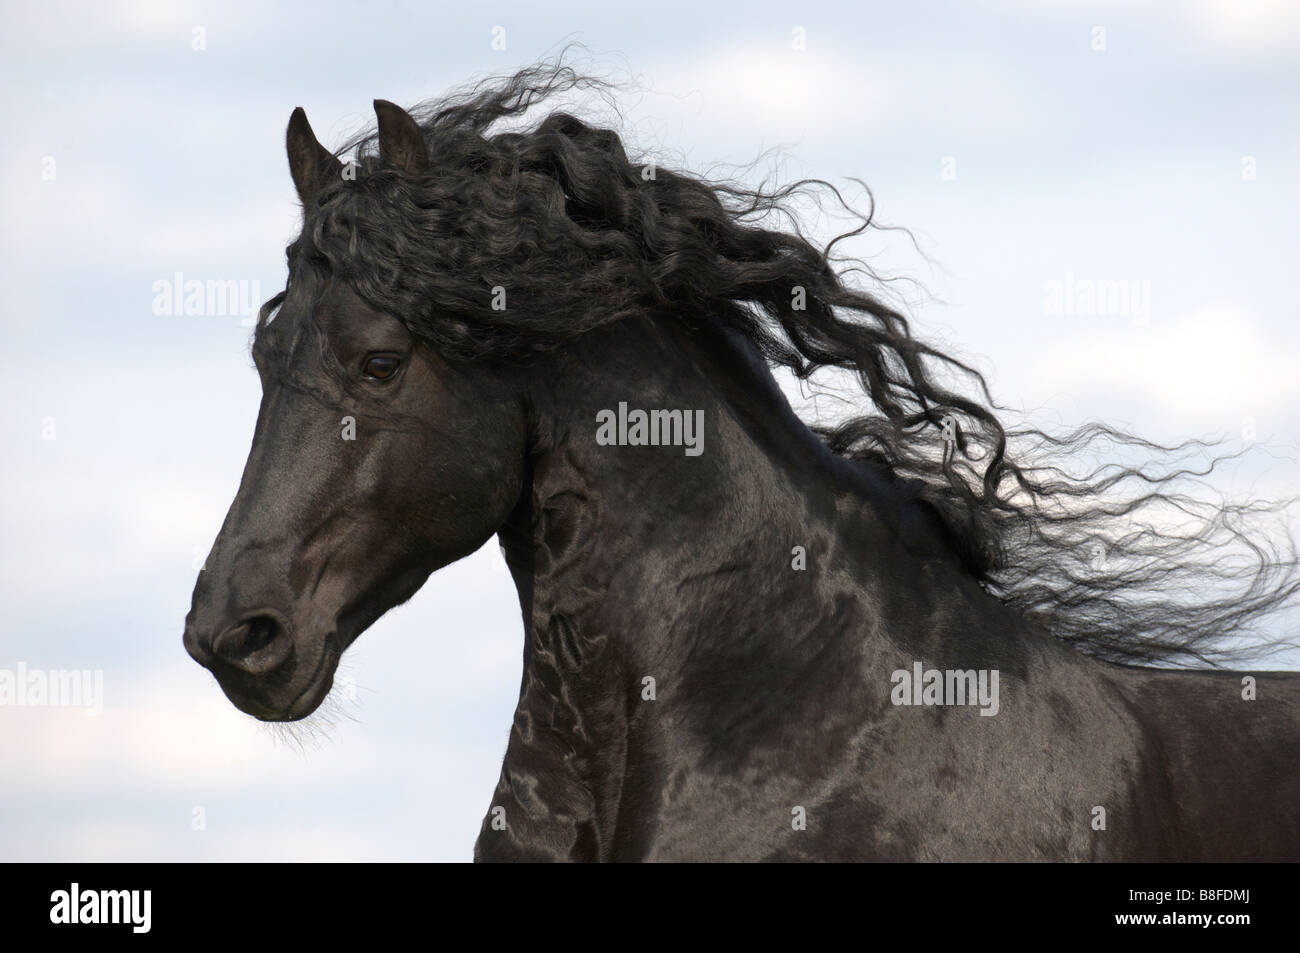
left=269, top=58, right=1300, bottom=668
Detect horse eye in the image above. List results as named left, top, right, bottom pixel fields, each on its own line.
left=363, top=355, right=401, bottom=381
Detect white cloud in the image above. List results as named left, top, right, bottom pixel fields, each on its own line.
left=981, top=0, right=1300, bottom=58
left=1025, top=307, right=1300, bottom=418
left=1186, top=0, right=1300, bottom=56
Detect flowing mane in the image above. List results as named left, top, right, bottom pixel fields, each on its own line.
left=266, top=59, right=1300, bottom=668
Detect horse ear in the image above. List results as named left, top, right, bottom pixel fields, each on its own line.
left=374, top=99, right=429, bottom=175
left=286, top=107, right=342, bottom=207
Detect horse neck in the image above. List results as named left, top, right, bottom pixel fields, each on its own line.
left=498, top=310, right=974, bottom=685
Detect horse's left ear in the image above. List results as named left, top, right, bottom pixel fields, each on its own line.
left=374, top=99, right=429, bottom=175
left=286, top=107, right=343, bottom=207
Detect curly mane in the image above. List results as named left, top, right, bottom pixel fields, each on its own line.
left=271, top=57, right=1300, bottom=668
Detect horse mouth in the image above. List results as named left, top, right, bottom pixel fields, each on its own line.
left=215, top=638, right=340, bottom=722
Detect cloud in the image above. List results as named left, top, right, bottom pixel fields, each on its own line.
left=1186, top=0, right=1300, bottom=56
left=1024, top=307, right=1300, bottom=419
left=982, top=0, right=1300, bottom=59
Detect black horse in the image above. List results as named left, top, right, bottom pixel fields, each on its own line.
left=184, top=64, right=1300, bottom=861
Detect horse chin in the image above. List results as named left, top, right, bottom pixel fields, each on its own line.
left=217, top=639, right=340, bottom=722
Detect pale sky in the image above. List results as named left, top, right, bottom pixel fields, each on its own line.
left=1, top=0, right=1298, bottom=860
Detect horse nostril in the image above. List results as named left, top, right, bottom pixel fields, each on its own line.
left=243, top=616, right=277, bottom=653
left=211, top=614, right=292, bottom=675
